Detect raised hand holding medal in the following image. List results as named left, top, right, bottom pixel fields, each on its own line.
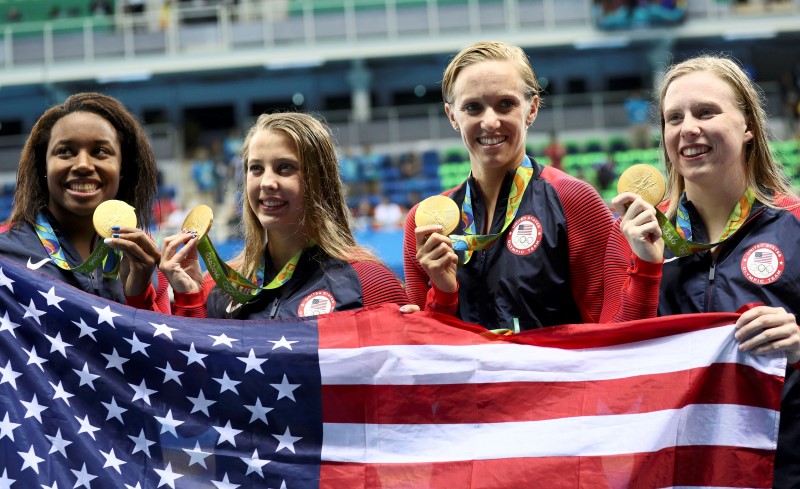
left=612, top=164, right=667, bottom=263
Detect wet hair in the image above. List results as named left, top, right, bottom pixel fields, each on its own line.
left=658, top=55, right=793, bottom=217
left=441, top=40, right=540, bottom=105
left=7, top=92, right=158, bottom=230
left=235, top=112, right=377, bottom=281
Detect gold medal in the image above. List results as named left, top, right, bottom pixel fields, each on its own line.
left=415, top=195, right=460, bottom=235
left=93, top=200, right=137, bottom=238
left=182, top=205, right=214, bottom=239
left=617, top=164, right=666, bottom=207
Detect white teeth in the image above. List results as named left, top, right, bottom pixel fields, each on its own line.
left=682, top=147, right=709, bottom=157
left=69, top=183, right=99, bottom=192
left=261, top=200, right=284, bottom=207
left=479, top=137, right=504, bottom=145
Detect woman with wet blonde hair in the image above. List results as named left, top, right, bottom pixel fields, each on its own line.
left=160, top=112, right=408, bottom=319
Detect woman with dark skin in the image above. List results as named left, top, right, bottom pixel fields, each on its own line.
left=0, top=92, right=168, bottom=311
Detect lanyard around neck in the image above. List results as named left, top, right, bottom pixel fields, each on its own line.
left=450, top=156, right=534, bottom=264
left=658, top=188, right=757, bottom=257
left=33, top=212, right=121, bottom=278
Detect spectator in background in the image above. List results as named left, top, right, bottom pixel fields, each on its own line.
left=780, top=69, right=800, bottom=138
left=338, top=146, right=362, bottom=199
left=89, top=0, right=113, bottom=16
left=190, top=147, right=215, bottom=204
left=596, top=152, right=616, bottom=192
left=360, top=144, right=383, bottom=196
left=123, top=0, right=145, bottom=15
left=352, top=197, right=374, bottom=232
left=543, top=130, right=566, bottom=171
left=373, top=196, right=404, bottom=231
left=6, top=7, right=22, bottom=22
left=625, top=89, right=652, bottom=149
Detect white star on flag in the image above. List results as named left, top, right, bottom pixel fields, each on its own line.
left=183, top=441, right=212, bottom=468
left=0, top=312, right=21, bottom=337
left=153, top=462, right=183, bottom=489
left=157, top=361, right=184, bottom=385
left=100, top=448, right=126, bottom=474
left=19, top=299, right=45, bottom=325
left=17, top=445, right=45, bottom=473
left=240, top=448, right=270, bottom=477
left=210, top=332, right=238, bottom=347
left=237, top=348, right=267, bottom=374
left=21, top=394, right=48, bottom=423
left=70, top=463, right=97, bottom=489
left=49, top=381, right=74, bottom=406
left=71, top=318, right=97, bottom=341
left=74, top=415, right=101, bottom=441
left=187, top=389, right=216, bottom=416
left=128, top=379, right=157, bottom=406
left=0, top=267, right=15, bottom=292
left=272, top=426, right=302, bottom=454
left=214, top=371, right=241, bottom=394
left=149, top=321, right=177, bottom=340
left=124, top=332, right=151, bottom=357
left=22, top=345, right=47, bottom=371
left=271, top=374, right=300, bottom=402
left=45, top=429, right=72, bottom=457
left=154, top=409, right=184, bottom=437
left=102, top=347, right=129, bottom=372
left=45, top=331, right=72, bottom=358
left=93, top=305, right=120, bottom=327
left=180, top=342, right=207, bottom=367
left=269, top=335, right=298, bottom=350
left=128, top=429, right=155, bottom=458
left=0, top=413, right=18, bottom=441
left=101, top=396, right=128, bottom=423
left=244, top=397, right=273, bottom=425
left=73, top=363, right=100, bottom=390
left=0, top=360, right=22, bottom=389
left=214, top=420, right=243, bottom=447
left=211, top=474, right=240, bottom=489
left=38, top=286, right=65, bottom=311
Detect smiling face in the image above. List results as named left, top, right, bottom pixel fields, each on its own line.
left=245, top=129, right=307, bottom=243
left=445, top=60, right=537, bottom=179
left=45, top=111, right=122, bottom=228
left=662, top=71, right=753, bottom=193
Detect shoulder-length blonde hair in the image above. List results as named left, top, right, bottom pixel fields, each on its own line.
left=233, top=112, right=377, bottom=280
left=658, top=55, right=793, bottom=217
left=6, top=92, right=158, bottom=230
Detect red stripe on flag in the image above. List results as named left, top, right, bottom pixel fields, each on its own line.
left=317, top=305, right=742, bottom=350
left=322, top=362, right=782, bottom=424
left=320, top=445, right=774, bottom=489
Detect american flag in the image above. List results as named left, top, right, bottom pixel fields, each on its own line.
left=754, top=251, right=774, bottom=264
left=516, top=224, right=532, bottom=236
left=0, top=255, right=785, bottom=488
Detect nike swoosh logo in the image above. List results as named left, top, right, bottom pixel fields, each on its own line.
left=663, top=256, right=680, bottom=263
left=27, top=257, right=51, bottom=270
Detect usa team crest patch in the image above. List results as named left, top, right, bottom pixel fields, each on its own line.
left=298, top=290, right=336, bottom=316
left=507, top=215, right=542, bottom=256
left=741, top=242, right=784, bottom=285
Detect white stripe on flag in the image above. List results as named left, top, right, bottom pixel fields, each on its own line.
left=319, top=325, right=783, bottom=386
left=321, top=403, right=778, bottom=463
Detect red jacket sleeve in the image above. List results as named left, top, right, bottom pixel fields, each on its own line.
left=403, top=204, right=459, bottom=315
left=350, top=261, right=409, bottom=306
left=172, top=273, right=215, bottom=318
left=543, top=167, right=660, bottom=322
left=125, top=269, right=173, bottom=314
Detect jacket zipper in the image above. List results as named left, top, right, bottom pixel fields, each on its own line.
left=269, top=298, right=280, bottom=319
left=704, top=260, right=717, bottom=312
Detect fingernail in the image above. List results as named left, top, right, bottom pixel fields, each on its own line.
left=112, top=233, right=120, bottom=239
left=399, top=305, right=410, bottom=313
left=103, top=238, right=112, bottom=244
left=111, top=226, right=120, bottom=231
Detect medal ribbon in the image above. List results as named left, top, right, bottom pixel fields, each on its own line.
left=450, top=156, right=534, bottom=264
left=195, top=232, right=306, bottom=304
left=657, top=188, right=757, bottom=257
left=33, top=212, right=121, bottom=278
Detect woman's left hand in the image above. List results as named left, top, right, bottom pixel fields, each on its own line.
left=104, top=226, right=161, bottom=297
left=735, top=305, right=800, bottom=364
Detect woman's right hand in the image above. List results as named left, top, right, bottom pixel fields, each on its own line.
left=415, top=224, right=458, bottom=294
left=611, top=192, right=664, bottom=264
left=159, top=232, right=204, bottom=294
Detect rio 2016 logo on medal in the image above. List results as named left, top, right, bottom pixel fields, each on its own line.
left=741, top=243, right=784, bottom=285
left=507, top=215, right=542, bottom=256
left=298, top=290, right=336, bottom=317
